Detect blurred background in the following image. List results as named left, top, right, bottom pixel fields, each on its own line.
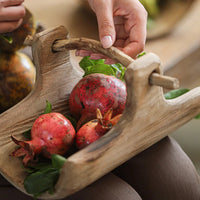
left=172, top=119, right=200, bottom=173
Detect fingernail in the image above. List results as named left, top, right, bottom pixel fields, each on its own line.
left=101, top=36, right=113, bottom=48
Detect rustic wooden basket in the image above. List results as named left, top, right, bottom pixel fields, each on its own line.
left=0, top=26, right=200, bottom=199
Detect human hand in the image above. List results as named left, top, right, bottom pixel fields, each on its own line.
left=0, top=0, right=25, bottom=33
left=76, top=0, right=147, bottom=62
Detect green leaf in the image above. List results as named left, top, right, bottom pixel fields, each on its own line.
left=0, top=34, right=13, bottom=44
left=111, top=63, right=126, bottom=80
left=23, top=154, right=66, bottom=197
left=195, top=113, right=200, bottom=119
left=29, top=162, right=52, bottom=171
left=79, top=56, right=105, bottom=70
left=24, top=168, right=59, bottom=198
left=44, top=100, right=52, bottom=114
left=24, top=162, right=52, bottom=173
left=51, top=154, right=66, bottom=169
left=137, top=52, right=146, bottom=58
left=83, top=64, right=116, bottom=77
left=23, top=129, right=31, bottom=140
left=164, top=88, right=190, bottom=100
left=164, top=88, right=200, bottom=120
left=79, top=56, right=94, bottom=70
left=79, top=56, right=126, bottom=81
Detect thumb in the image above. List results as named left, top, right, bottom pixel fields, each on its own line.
left=94, top=2, right=115, bottom=48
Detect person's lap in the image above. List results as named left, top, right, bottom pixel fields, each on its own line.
left=113, top=136, right=200, bottom=200
left=1, top=136, right=199, bottom=200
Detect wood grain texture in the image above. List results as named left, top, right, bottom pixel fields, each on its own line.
left=0, top=26, right=200, bottom=199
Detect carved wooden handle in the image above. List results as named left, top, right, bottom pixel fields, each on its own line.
left=25, top=36, right=179, bottom=89
left=52, top=38, right=179, bottom=90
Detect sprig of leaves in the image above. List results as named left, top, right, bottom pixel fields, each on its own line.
left=0, top=34, right=13, bottom=44
left=164, top=88, right=200, bottom=119
left=24, top=154, right=66, bottom=198
left=44, top=100, right=52, bottom=114
left=79, top=53, right=148, bottom=80
left=79, top=56, right=126, bottom=81
left=164, top=88, right=190, bottom=99
left=137, top=52, right=146, bottom=58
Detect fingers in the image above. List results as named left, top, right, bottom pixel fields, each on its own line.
left=0, top=18, right=22, bottom=33
left=78, top=0, right=147, bottom=60
left=0, top=0, right=24, bottom=7
left=0, top=0, right=25, bottom=33
left=115, top=24, right=129, bottom=39
left=122, top=24, right=146, bottom=59
left=0, top=5, right=25, bottom=21
left=88, top=0, right=115, bottom=48
left=122, top=2, right=147, bottom=58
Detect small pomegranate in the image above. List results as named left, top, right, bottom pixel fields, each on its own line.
left=11, top=113, right=76, bottom=166
left=69, top=73, right=126, bottom=130
left=76, top=108, right=121, bottom=149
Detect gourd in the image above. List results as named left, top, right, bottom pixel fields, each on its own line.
left=0, top=8, right=36, bottom=113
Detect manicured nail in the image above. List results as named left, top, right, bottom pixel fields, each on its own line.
left=101, top=36, right=113, bottom=48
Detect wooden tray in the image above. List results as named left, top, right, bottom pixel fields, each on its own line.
left=0, top=26, right=200, bottom=199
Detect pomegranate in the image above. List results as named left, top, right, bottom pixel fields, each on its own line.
left=11, top=113, right=76, bottom=166
left=76, top=108, right=121, bottom=149
left=69, top=73, right=126, bottom=130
